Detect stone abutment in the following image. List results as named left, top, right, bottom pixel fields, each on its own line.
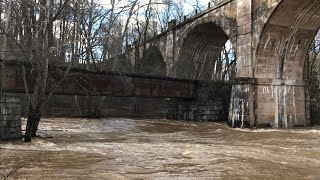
left=0, top=96, right=22, bottom=140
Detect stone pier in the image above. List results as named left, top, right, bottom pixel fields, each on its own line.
left=0, top=96, right=22, bottom=140
left=166, top=82, right=231, bottom=121
left=166, top=99, right=228, bottom=121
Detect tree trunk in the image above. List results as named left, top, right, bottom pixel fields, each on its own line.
left=31, top=112, right=41, bottom=137
left=25, top=104, right=37, bottom=142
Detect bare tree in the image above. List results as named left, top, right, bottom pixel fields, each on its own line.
left=0, top=0, right=76, bottom=141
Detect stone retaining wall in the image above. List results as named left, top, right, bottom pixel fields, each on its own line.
left=166, top=99, right=227, bottom=121
left=0, top=96, right=22, bottom=140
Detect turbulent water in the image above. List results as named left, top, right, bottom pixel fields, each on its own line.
left=1, top=118, right=320, bottom=179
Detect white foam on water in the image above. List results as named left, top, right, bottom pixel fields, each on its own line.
left=232, top=127, right=320, bottom=135
left=232, top=128, right=282, bottom=133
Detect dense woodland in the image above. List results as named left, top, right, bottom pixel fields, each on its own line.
left=0, top=0, right=319, bottom=142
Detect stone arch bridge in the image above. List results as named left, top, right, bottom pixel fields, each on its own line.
left=127, top=0, right=320, bottom=128
left=0, top=0, right=319, bottom=138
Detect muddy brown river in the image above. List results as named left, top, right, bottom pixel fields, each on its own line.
left=1, top=118, right=320, bottom=179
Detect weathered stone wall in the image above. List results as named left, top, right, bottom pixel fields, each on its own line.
left=24, top=95, right=168, bottom=119
left=0, top=61, right=196, bottom=99
left=166, top=99, right=227, bottom=121
left=0, top=96, right=22, bottom=140
left=228, top=78, right=255, bottom=127
left=167, top=82, right=232, bottom=121
left=1, top=93, right=167, bottom=119
left=254, top=80, right=308, bottom=128
left=9, top=82, right=231, bottom=122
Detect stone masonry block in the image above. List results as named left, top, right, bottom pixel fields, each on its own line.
left=237, top=14, right=251, bottom=27
left=0, top=120, right=21, bottom=127
left=0, top=96, right=22, bottom=140
left=237, top=0, right=251, bottom=17
left=1, top=114, right=20, bottom=121
left=0, top=103, right=20, bottom=108
left=0, top=96, right=20, bottom=103
left=0, top=107, right=21, bottom=115
left=238, top=23, right=252, bottom=35
left=237, top=35, right=252, bottom=46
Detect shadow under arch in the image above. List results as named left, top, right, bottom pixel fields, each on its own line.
left=177, top=15, right=237, bottom=48
left=175, top=22, right=233, bottom=80
left=136, top=46, right=167, bottom=76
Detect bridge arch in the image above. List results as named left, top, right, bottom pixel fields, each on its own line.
left=136, top=46, right=167, bottom=76
left=178, top=15, right=237, bottom=48
left=255, top=0, right=320, bottom=80
left=253, top=0, right=320, bottom=127
left=175, top=16, right=236, bottom=80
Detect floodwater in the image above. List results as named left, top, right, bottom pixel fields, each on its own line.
left=1, top=118, right=320, bottom=179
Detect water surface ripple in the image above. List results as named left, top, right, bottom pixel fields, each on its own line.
left=1, top=118, right=320, bottom=179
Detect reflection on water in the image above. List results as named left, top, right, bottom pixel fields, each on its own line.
left=1, top=118, right=320, bottom=179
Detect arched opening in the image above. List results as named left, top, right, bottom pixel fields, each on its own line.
left=136, top=46, right=166, bottom=76
left=112, top=54, right=134, bottom=74
left=255, top=0, right=320, bottom=80
left=169, top=22, right=235, bottom=123
left=254, top=0, right=320, bottom=127
left=306, top=30, right=320, bottom=124
left=175, top=22, right=235, bottom=81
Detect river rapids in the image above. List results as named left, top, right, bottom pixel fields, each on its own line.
left=1, top=118, right=320, bottom=179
